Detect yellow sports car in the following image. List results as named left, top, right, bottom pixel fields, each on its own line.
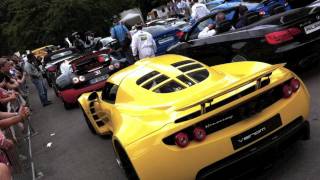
left=32, top=45, right=58, bottom=59
left=78, top=54, right=310, bottom=180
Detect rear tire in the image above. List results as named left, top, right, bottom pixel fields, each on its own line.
left=81, top=107, right=96, bottom=135
left=53, top=84, right=59, bottom=97
left=63, top=101, right=73, bottom=110
left=113, top=140, right=139, bottom=180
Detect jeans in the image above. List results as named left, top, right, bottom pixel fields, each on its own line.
left=31, top=78, right=49, bottom=105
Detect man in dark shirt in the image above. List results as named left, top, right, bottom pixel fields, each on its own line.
left=24, top=54, right=51, bottom=107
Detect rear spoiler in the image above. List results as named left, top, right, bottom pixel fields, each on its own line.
left=175, top=63, right=286, bottom=112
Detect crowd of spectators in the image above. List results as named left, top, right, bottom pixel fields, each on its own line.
left=0, top=55, right=31, bottom=180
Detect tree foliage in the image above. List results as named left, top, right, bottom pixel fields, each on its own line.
left=0, top=0, right=163, bottom=54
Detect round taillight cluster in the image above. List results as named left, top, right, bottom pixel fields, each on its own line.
left=193, top=127, right=206, bottom=142
left=174, top=127, right=207, bottom=148
left=72, top=76, right=86, bottom=84
left=290, top=78, right=300, bottom=92
left=282, top=78, right=300, bottom=98
left=175, top=132, right=189, bottom=148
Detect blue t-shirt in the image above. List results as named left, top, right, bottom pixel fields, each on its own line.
left=110, top=23, right=129, bottom=44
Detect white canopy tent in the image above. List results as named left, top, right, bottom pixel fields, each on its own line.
left=120, top=13, right=143, bottom=27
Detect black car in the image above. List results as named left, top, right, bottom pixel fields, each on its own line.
left=43, top=48, right=81, bottom=87
left=168, top=5, right=320, bottom=69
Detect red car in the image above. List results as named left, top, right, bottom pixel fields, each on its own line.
left=55, top=49, right=128, bottom=109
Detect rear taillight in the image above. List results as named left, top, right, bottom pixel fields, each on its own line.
left=290, top=78, right=300, bottom=92
left=47, top=65, right=57, bottom=72
left=193, top=127, right=206, bottom=142
left=173, top=126, right=207, bottom=148
left=282, top=85, right=293, bottom=98
left=114, top=63, right=120, bottom=69
left=175, top=132, right=189, bottom=148
left=265, top=27, right=302, bottom=45
left=108, top=65, right=114, bottom=70
left=97, top=56, right=105, bottom=63
left=79, top=76, right=86, bottom=82
left=282, top=78, right=300, bottom=98
left=72, top=77, right=79, bottom=84
left=97, top=54, right=112, bottom=63
left=259, top=11, right=266, bottom=16
left=176, top=31, right=185, bottom=40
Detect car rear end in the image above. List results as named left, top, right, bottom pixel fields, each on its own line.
left=59, top=50, right=123, bottom=104
left=44, top=48, right=80, bottom=86
left=270, top=7, right=320, bottom=67
left=240, top=7, right=320, bottom=67
left=116, top=64, right=310, bottom=180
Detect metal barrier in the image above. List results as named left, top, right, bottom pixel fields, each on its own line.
left=2, top=95, right=36, bottom=180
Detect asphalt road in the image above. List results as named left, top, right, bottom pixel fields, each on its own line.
left=30, top=64, right=319, bottom=180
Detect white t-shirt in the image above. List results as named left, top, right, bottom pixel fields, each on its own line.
left=191, top=3, right=210, bottom=21
left=198, top=27, right=216, bottom=39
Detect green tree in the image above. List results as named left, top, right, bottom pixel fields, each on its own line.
left=0, top=0, right=165, bottom=54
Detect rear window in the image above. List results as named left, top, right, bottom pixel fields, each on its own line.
left=142, top=75, right=169, bottom=90
left=171, top=60, right=195, bottom=67
left=137, top=71, right=160, bottom=85
left=187, top=69, right=209, bottom=83
left=154, top=80, right=185, bottom=93
left=177, top=75, right=195, bottom=86
left=178, top=63, right=203, bottom=72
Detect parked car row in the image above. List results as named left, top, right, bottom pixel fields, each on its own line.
left=75, top=1, right=319, bottom=180
left=32, top=1, right=319, bottom=179
left=168, top=1, right=320, bottom=69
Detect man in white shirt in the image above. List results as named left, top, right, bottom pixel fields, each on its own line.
left=198, top=24, right=216, bottom=39
left=191, top=0, right=210, bottom=22
left=131, top=24, right=157, bottom=60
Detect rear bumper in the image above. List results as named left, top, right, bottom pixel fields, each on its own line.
left=60, top=80, right=105, bottom=104
left=122, top=82, right=310, bottom=180
left=196, top=117, right=309, bottom=179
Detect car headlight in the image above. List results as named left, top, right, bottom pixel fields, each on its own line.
left=72, top=77, right=79, bottom=84
left=79, top=76, right=86, bottom=82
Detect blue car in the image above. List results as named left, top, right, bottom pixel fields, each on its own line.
left=143, top=25, right=181, bottom=55
left=205, top=0, right=240, bottom=10
left=211, top=0, right=291, bottom=15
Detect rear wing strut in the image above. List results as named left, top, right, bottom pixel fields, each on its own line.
left=175, top=63, right=286, bottom=112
